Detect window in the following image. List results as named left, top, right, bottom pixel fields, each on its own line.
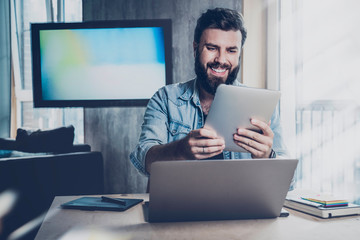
left=11, top=0, right=84, bottom=143
left=279, top=0, right=360, bottom=203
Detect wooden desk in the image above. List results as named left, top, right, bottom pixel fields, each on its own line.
left=35, top=194, right=360, bottom=240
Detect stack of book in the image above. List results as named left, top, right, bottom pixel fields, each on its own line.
left=301, top=196, right=348, bottom=207
left=284, top=190, right=360, bottom=218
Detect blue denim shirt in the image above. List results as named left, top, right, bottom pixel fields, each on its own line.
left=130, top=78, right=289, bottom=177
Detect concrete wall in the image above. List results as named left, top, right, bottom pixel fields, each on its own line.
left=83, top=0, right=244, bottom=193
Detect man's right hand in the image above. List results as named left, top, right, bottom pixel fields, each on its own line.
left=177, top=128, right=225, bottom=159
left=145, top=128, right=225, bottom=173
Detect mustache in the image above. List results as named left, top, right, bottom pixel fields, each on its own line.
left=207, top=62, right=231, bottom=70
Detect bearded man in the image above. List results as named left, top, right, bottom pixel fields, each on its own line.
left=130, top=8, right=288, bottom=177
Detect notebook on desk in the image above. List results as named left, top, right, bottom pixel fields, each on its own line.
left=148, top=158, right=298, bottom=222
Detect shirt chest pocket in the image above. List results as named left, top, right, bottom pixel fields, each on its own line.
left=167, top=120, right=191, bottom=141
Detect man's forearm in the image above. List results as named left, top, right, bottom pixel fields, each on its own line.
left=145, top=140, right=185, bottom=174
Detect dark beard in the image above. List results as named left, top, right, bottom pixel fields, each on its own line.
left=194, top=50, right=240, bottom=95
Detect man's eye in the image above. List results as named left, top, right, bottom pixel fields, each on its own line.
left=229, top=49, right=238, bottom=53
left=207, top=47, right=216, bottom=51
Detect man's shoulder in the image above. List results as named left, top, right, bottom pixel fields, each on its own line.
left=157, top=79, right=195, bottom=99
left=161, top=79, right=195, bottom=90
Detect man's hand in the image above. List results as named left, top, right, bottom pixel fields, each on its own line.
left=178, top=128, right=225, bottom=159
left=233, top=119, right=273, bottom=158
left=145, top=128, right=225, bottom=173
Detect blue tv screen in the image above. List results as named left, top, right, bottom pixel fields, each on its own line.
left=31, top=19, right=172, bottom=107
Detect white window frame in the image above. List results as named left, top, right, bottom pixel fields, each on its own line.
left=10, top=0, right=84, bottom=143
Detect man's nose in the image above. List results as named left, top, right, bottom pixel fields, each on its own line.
left=215, top=50, right=227, bottom=64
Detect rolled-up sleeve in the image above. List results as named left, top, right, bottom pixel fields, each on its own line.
left=130, top=88, right=169, bottom=176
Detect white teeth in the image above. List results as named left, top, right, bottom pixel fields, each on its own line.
left=211, top=67, right=226, bottom=73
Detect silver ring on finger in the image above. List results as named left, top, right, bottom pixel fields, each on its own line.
left=203, top=147, right=205, bottom=153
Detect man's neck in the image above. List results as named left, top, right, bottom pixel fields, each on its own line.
left=198, top=85, right=214, bottom=116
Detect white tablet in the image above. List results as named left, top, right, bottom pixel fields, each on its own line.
left=204, top=84, right=280, bottom=152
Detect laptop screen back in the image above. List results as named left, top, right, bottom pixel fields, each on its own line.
left=149, top=159, right=298, bottom=222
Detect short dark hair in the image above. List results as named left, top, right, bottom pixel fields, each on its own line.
left=194, top=8, right=247, bottom=47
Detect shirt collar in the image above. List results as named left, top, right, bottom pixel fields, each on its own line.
left=178, top=78, right=243, bottom=106
left=178, top=78, right=200, bottom=106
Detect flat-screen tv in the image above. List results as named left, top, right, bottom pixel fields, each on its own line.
left=31, top=19, right=172, bottom=107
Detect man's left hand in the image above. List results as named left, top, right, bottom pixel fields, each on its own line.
left=233, top=119, right=273, bottom=158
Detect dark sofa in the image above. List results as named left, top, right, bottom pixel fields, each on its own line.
left=0, top=139, right=104, bottom=239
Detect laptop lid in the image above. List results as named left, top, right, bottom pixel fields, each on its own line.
left=149, top=159, right=298, bottom=222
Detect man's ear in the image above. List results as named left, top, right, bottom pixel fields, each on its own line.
left=193, top=42, right=198, bottom=58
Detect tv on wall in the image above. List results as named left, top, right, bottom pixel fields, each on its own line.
left=31, top=19, right=172, bottom=107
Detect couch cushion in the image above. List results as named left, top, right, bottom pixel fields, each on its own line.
left=16, top=126, right=75, bottom=153
left=0, top=138, right=17, bottom=150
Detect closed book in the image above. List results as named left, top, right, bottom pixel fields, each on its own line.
left=298, top=191, right=348, bottom=207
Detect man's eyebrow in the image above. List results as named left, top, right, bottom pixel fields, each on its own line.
left=204, top=43, right=239, bottom=50
left=204, top=43, right=218, bottom=48
left=227, top=46, right=239, bottom=51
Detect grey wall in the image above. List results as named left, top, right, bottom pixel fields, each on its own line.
left=83, top=0, right=244, bottom=193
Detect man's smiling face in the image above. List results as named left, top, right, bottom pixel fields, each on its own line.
left=194, top=28, right=242, bottom=95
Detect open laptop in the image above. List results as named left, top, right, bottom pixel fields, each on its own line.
left=148, top=159, right=298, bottom=222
